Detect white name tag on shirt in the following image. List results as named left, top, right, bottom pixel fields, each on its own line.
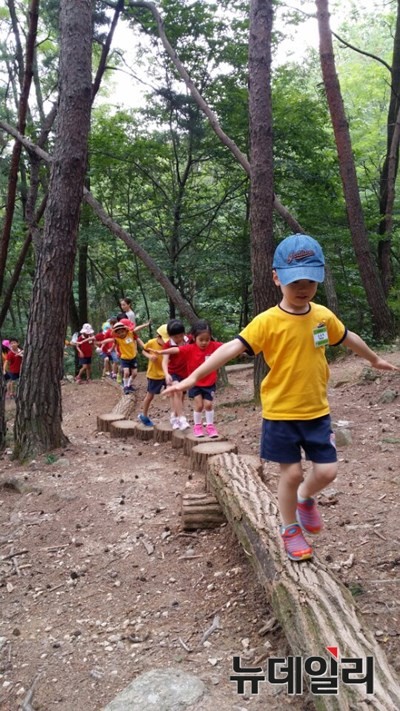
left=313, top=326, right=329, bottom=347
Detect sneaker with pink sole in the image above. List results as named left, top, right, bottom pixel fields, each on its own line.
left=205, top=424, right=219, bottom=438
left=281, top=524, right=313, bottom=562
left=296, top=497, right=323, bottom=535
left=193, top=424, right=204, bottom=437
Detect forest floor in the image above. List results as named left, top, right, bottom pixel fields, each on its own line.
left=1, top=351, right=400, bottom=711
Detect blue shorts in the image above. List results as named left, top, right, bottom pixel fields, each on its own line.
left=8, top=372, right=20, bottom=381
left=147, top=378, right=165, bottom=395
left=78, top=357, right=92, bottom=365
left=170, top=373, right=185, bottom=383
left=260, top=415, right=337, bottom=464
left=188, top=385, right=216, bottom=401
left=100, top=351, right=119, bottom=363
left=120, top=358, right=138, bottom=370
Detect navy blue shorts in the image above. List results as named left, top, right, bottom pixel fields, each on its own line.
left=260, top=415, right=337, bottom=464
left=120, top=358, right=138, bottom=370
left=147, top=378, right=165, bottom=395
left=188, top=385, right=216, bottom=401
left=78, top=357, right=92, bottom=365
left=170, top=373, right=185, bottom=382
left=8, top=372, right=20, bottom=381
left=100, top=351, right=119, bottom=363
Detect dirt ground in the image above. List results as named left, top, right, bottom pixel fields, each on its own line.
left=1, top=353, right=400, bottom=711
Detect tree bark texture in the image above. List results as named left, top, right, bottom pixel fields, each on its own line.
left=0, top=0, right=39, bottom=297
left=316, top=0, right=394, bottom=340
left=208, top=453, right=400, bottom=710
left=248, top=0, right=276, bottom=317
left=14, top=0, right=93, bottom=458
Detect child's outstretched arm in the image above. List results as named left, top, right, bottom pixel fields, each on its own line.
left=164, top=339, right=247, bottom=394
left=343, top=331, right=400, bottom=371
left=146, top=346, right=179, bottom=356
left=133, top=320, right=151, bottom=334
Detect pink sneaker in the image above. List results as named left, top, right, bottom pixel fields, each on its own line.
left=205, top=424, right=219, bottom=438
left=296, top=497, right=323, bottom=535
left=193, top=424, right=204, bottom=437
left=281, top=524, right=313, bottom=562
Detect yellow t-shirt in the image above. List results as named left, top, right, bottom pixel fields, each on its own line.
left=143, top=338, right=165, bottom=380
left=239, top=303, right=346, bottom=420
left=114, top=333, right=137, bottom=360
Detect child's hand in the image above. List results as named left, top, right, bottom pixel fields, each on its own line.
left=370, top=356, right=400, bottom=371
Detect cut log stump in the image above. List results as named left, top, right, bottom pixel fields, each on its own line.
left=153, top=422, right=173, bottom=443
left=110, top=420, right=136, bottom=438
left=180, top=492, right=226, bottom=530
left=171, top=430, right=188, bottom=449
left=183, top=431, right=227, bottom=457
left=207, top=452, right=400, bottom=710
left=134, top=423, right=154, bottom=441
left=191, top=441, right=238, bottom=474
left=97, top=413, right=126, bottom=433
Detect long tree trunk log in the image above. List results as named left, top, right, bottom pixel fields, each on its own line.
left=111, top=393, right=138, bottom=418
left=180, top=493, right=225, bottom=530
left=207, top=453, right=400, bottom=710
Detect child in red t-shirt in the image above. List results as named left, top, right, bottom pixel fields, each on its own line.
left=155, top=320, right=223, bottom=437
left=161, top=320, right=190, bottom=431
left=73, top=323, right=95, bottom=383
left=95, top=317, right=119, bottom=379
left=4, top=338, right=23, bottom=398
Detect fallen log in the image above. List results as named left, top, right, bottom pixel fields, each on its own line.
left=207, top=453, right=400, bottom=710
left=111, top=391, right=138, bottom=418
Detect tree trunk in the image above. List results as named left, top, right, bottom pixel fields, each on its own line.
left=208, top=453, right=400, bottom=709
left=378, top=0, right=400, bottom=291
left=0, top=0, right=39, bottom=297
left=248, top=0, right=277, bottom=401
left=316, top=0, right=395, bottom=340
left=14, top=0, right=93, bottom=459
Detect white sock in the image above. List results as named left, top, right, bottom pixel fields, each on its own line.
left=123, top=378, right=129, bottom=387
left=205, top=410, right=214, bottom=425
left=193, top=411, right=202, bottom=425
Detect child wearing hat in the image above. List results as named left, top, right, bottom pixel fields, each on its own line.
left=107, top=320, right=145, bottom=394
left=163, top=234, right=399, bottom=562
left=74, top=323, right=95, bottom=383
left=137, top=324, right=169, bottom=426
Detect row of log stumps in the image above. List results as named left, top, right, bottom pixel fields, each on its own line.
left=96, top=412, right=243, bottom=530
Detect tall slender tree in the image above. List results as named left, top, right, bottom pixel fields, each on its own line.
left=14, top=0, right=93, bottom=458
left=248, top=0, right=276, bottom=392
left=316, top=0, right=394, bottom=340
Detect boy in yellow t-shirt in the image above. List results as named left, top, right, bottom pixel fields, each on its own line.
left=163, top=234, right=399, bottom=562
left=111, top=321, right=143, bottom=394
left=137, top=324, right=169, bottom=427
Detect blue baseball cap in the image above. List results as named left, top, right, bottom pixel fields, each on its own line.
left=273, top=234, right=325, bottom=285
